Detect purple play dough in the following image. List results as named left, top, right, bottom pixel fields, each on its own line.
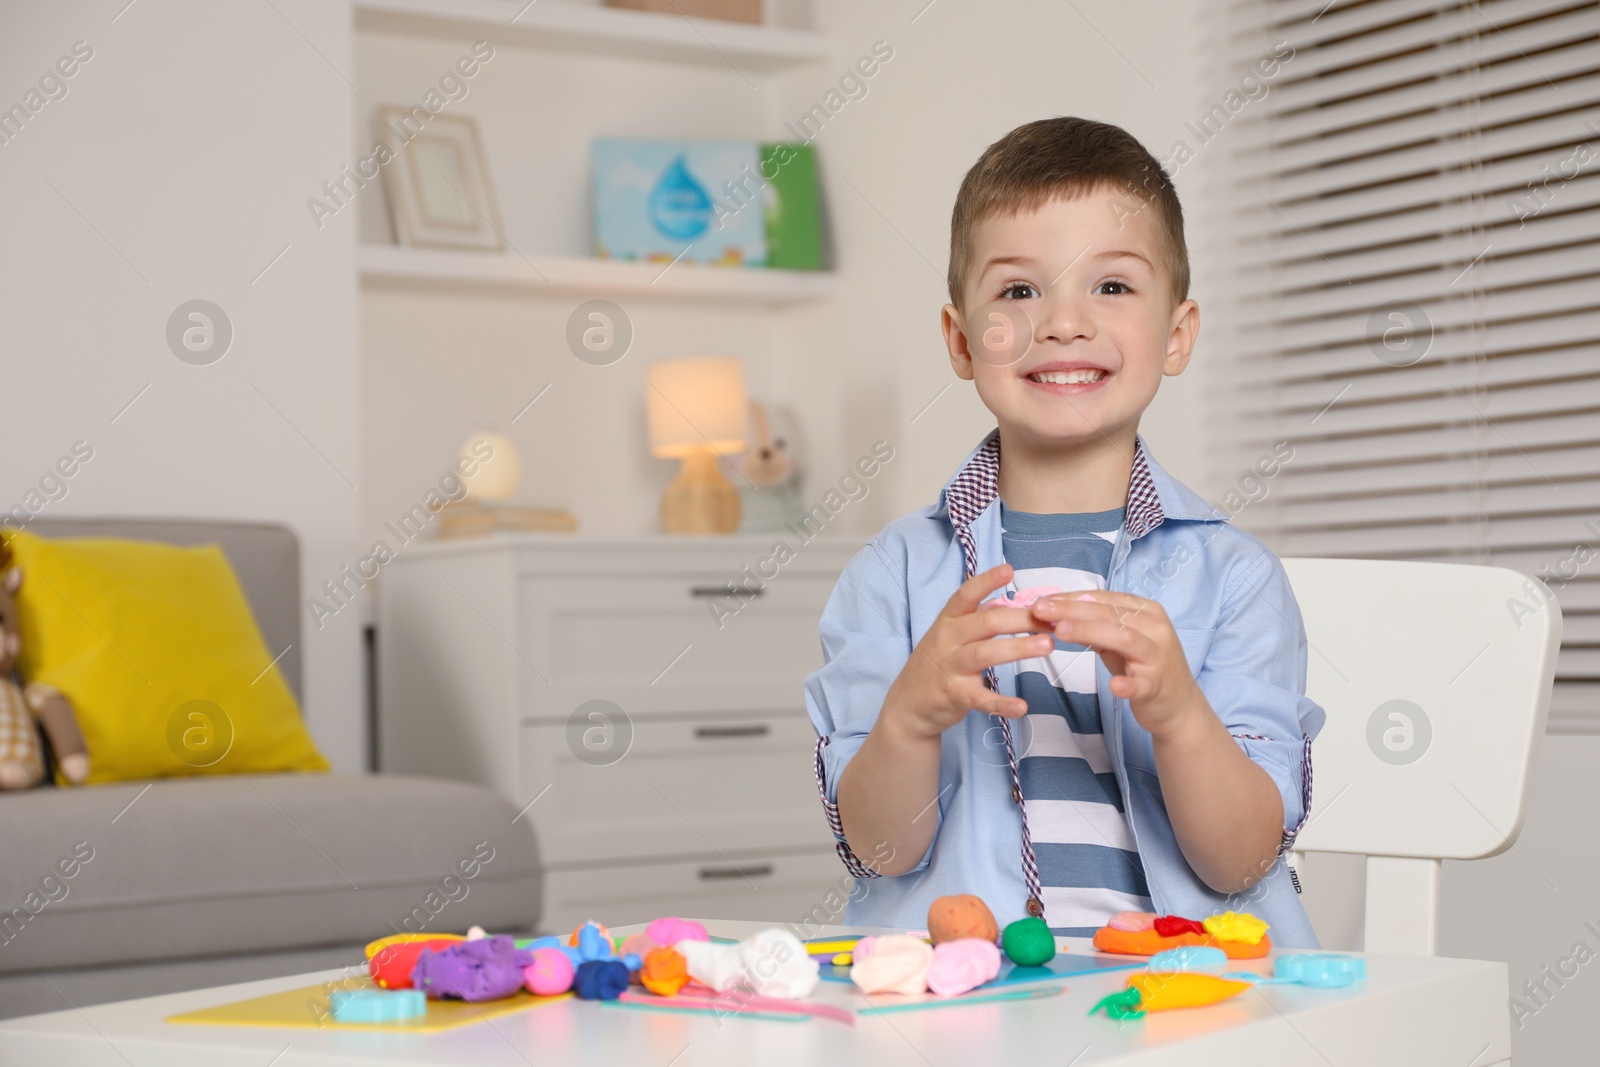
left=411, top=936, right=535, bottom=1002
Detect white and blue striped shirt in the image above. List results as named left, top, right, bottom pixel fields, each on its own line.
left=999, top=499, right=1155, bottom=935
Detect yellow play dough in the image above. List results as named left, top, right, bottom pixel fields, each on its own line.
left=1201, top=911, right=1269, bottom=945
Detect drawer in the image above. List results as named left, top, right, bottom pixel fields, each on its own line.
left=517, top=575, right=834, bottom=716
left=539, top=850, right=846, bottom=935
left=520, top=712, right=837, bottom=865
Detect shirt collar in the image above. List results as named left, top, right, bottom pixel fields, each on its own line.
left=933, top=426, right=1227, bottom=537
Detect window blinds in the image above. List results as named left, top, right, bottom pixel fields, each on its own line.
left=1196, top=0, right=1600, bottom=733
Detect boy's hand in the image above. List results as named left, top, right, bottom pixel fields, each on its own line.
left=1030, top=590, right=1204, bottom=739
left=881, top=563, right=1056, bottom=742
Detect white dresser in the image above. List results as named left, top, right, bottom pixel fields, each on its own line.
left=375, top=532, right=867, bottom=934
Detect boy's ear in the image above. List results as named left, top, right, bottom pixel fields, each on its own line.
left=1162, top=298, right=1200, bottom=377
left=942, top=302, right=976, bottom=381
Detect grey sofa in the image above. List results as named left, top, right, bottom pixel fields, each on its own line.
left=0, top=519, right=543, bottom=1019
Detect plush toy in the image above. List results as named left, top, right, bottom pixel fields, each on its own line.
left=0, top=544, right=89, bottom=789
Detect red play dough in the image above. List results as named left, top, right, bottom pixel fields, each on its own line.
left=1091, top=925, right=1272, bottom=959
left=1152, top=915, right=1207, bottom=937
left=369, top=938, right=461, bottom=988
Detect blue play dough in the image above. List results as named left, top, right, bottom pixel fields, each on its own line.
left=573, top=960, right=630, bottom=1000
left=1147, top=946, right=1229, bottom=973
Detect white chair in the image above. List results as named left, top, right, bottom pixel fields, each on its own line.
left=1280, top=558, right=1562, bottom=955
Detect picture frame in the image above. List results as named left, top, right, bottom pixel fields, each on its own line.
left=373, top=107, right=504, bottom=251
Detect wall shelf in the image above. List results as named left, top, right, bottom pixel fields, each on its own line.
left=360, top=244, right=834, bottom=304
left=354, top=0, right=829, bottom=72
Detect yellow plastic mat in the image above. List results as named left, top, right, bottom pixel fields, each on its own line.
left=165, top=977, right=571, bottom=1034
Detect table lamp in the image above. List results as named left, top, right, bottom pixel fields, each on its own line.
left=646, top=355, right=748, bottom=534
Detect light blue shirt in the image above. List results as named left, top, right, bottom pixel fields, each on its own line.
left=804, top=428, right=1326, bottom=948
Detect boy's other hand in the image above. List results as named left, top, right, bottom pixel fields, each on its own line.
left=1030, top=590, right=1204, bottom=739
left=881, top=562, right=1055, bottom=742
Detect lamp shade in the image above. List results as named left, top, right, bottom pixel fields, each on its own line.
left=646, top=355, right=748, bottom=458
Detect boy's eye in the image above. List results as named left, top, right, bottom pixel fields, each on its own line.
left=1098, top=280, right=1133, bottom=296
left=1000, top=282, right=1038, bottom=300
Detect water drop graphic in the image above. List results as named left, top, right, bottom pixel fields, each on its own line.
left=647, top=155, right=713, bottom=240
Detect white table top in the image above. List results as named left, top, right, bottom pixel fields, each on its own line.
left=0, top=919, right=1512, bottom=1067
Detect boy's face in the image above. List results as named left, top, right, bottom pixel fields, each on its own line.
left=941, top=188, right=1199, bottom=450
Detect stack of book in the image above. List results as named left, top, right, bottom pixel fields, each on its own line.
left=436, top=501, right=579, bottom=539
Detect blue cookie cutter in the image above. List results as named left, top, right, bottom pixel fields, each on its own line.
left=330, top=988, right=426, bottom=1023
left=1238, top=952, right=1367, bottom=989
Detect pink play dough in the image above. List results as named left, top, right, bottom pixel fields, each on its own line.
left=926, top=939, right=1003, bottom=997
left=644, top=917, right=710, bottom=949
left=522, top=947, right=575, bottom=996
left=1108, top=911, right=1158, bottom=932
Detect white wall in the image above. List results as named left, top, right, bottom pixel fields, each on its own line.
left=0, top=0, right=363, bottom=770
left=352, top=0, right=1221, bottom=559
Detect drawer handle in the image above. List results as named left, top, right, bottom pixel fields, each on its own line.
left=689, top=583, right=765, bottom=598
left=698, top=863, right=774, bottom=881
left=694, top=724, right=770, bottom=740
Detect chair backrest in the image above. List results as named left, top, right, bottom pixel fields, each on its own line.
left=1281, top=557, right=1562, bottom=953
left=19, top=518, right=303, bottom=703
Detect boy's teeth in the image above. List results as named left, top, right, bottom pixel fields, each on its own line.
left=1030, top=369, right=1107, bottom=384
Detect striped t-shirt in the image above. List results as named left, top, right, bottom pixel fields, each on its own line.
left=1000, top=499, right=1155, bottom=935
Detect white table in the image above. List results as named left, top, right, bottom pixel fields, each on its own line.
left=0, top=919, right=1512, bottom=1066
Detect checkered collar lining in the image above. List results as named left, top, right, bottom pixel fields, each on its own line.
left=943, top=430, right=1165, bottom=541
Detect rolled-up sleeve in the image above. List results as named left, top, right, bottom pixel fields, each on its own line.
left=1197, top=545, right=1326, bottom=857
left=804, top=536, right=940, bottom=878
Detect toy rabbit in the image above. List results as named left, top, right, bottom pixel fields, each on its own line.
left=0, top=544, right=89, bottom=789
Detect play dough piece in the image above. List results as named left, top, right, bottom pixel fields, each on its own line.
left=645, top=917, right=710, bottom=949
left=1147, top=946, right=1228, bottom=973
left=926, top=939, right=1003, bottom=997
left=676, top=938, right=744, bottom=993
left=1088, top=987, right=1148, bottom=1019
left=1127, top=971, right=1251, bottom=1012
left=522, top=948, right=576, bottom=996
left=849, top=935, right=934, bottom=995
left=412, top=936, right=532, bottom=1002
left=571, top=923, right=620, bottom=964
left=1152, top=915, right=1207, bottom=937
left=641, top=947, right=690, bottom=996
left=1202, top=911, right=1269, bottom=946
left=329, top=988, right=426, bottom=1022
left=927, top=894, right=1000, bottom=945
left=369, top=938, right=463, bottom=990
left=364, top=932, right=466, bottom=961
left=1001, top=918, right=1057, bottom=966
left=619, top=933, right=657, bottom=968
left=569, top=921, right=611, bottom=948
left=574, top=960, right=631, bottom=1000
left=1107, top=911, right=1157, bottom=932
left=735, top=928, right=820, bottom=999
left=980, top=585, right=1061, bottom=611
left=1092, top=925, right=1272, bottom=959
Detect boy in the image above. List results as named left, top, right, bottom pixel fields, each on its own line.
left=803, top=117, right=1324, bottom=947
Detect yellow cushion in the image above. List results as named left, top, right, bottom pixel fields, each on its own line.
left=5, top=530, right=328, bottom=785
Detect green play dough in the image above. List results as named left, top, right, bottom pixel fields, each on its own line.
left=1001, top=917, right=1056, bottom=966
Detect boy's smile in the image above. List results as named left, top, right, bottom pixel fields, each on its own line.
left=941, top=186, right=1199, bottom=456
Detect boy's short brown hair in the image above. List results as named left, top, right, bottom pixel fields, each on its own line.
left=948, top=116, right=1190, bottom=311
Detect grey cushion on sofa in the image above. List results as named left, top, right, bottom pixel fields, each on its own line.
left=0, top=773, right=540, bottom=975
left=0, top=519, right=543, bottom=1019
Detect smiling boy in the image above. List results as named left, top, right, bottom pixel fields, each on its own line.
left=804, top=117, right=1325, bottom=945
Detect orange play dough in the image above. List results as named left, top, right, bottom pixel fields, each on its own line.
left=927, top=894, right=1000, bottom=945
left=1092, top=926, right=1271, bottom=959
